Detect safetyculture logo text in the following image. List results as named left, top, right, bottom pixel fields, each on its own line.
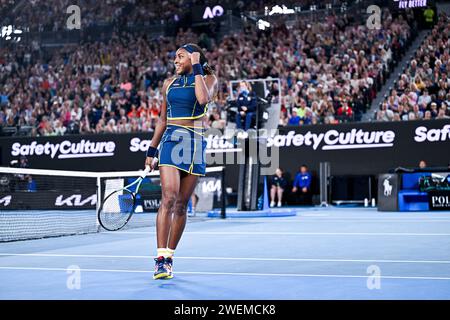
left=130, top=128, right=396, bottom=152
left=414, top=125, right=450, bottom=143
left=11, top=140, right=116, bottom=159
left=266, top=129, right=396, bottom=150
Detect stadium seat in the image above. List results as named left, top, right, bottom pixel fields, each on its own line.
left=398, top=173, right=431, bottom=211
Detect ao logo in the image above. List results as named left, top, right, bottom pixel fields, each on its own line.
left=203, top=5, right=224, bottom=19
left=202, top=180, right=221, bottom=193
left=383, top=176, right=393, bottom=196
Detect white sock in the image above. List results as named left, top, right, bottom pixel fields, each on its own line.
left=167, top=248, right=175, bottom=259
left=157, top=248, right=168, bottom=258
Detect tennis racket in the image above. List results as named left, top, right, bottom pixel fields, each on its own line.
left=98, top=166, right=151, bottom=231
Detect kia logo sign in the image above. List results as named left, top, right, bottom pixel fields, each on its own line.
left=55, top=194, right=97, bottom=207
left=0, top=195, right=12, bottom=207
left=202, top=180, right=221, bottom=193
left=203, top=5, right=224, bottom=19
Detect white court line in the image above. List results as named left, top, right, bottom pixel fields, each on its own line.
left=1, top=253, right=450, bottom=264
left=296, top=216, right=450, bottom=219
left=205, top=219, right=450, bottom=223
left=0, top=266, right=449, bottom=281
left=110, top=231, right=450, bottom=236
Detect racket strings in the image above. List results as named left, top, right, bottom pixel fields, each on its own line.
left=99, top=190, right=135, bottom=231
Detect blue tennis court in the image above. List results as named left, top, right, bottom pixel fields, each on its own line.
left=1, top=207, right=450, bottom=300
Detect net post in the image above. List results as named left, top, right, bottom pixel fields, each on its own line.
left=320, top=162, right=330, bottom=207
left=220, top=166, right=226, bottom=219
left=96, top=176, right=101, bottom=230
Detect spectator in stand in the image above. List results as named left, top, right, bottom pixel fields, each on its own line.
left=377, top=102, right=395, bottom=121
left=419, top=160, right=427, bottom=169
left=336, top=101, right=354, bottom=122
left=27, top=175, right=37, bottom=192
left=0, top=4, right=416, bottom=136
left=270, top=168, right=287, bottom=208
left=437, top=108, right=450, bottom=119
left=418, top=89, right=431, bottom=109
left=424, top=5, right=436, bottom=29
left=209, top=108, right=226, bottom=129
left=292, top=165, right=312, bottom=205
left=430, top=103, right=439, bottom=118
left=301, top=110, right=313, bottom=125
left=288, top=108, right=301, bottom=126
left=279, top=111, right=289, bottom=126
left=378, top=13, right=450, bottom=123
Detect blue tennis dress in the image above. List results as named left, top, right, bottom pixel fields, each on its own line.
left=158, top=73, right=208, bottom=176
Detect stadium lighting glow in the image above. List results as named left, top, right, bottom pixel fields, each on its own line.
left=257, top=19, right=271, bottom=30
left=266, top=5, right=295, bottom=16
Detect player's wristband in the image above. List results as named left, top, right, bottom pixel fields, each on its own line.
left=146, top=146, right=158, bottom=158
left=192, top=63, right=204, bottom=76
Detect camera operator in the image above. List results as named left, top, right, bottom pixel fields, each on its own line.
left=235, top=81, right=257, bottom=135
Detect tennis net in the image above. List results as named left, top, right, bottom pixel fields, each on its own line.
left=0, top=166, right=225, bottom=242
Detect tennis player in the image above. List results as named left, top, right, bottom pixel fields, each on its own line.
left=145, top=44, right=218, bottom=280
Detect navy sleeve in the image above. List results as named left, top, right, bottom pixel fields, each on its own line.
left=246, top=93, right=257, bottom=112
left=280, top=177, right=287, bottom=189
left=236, top=93, right=245, bottom=111
left=305, top=173, right=312, bottom=188
left=270, top=176, right=275, bottom=186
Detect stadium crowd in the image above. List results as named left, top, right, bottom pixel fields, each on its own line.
left=376, top=13, right=450, bottom=121
left=0, top=3, right=428, bottom=137
left=2, top=0, right=337, bottom=31
left=2, top=0, right=163, bottom=31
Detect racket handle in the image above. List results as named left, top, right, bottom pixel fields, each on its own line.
left=141, top=166, right=151, bottom=178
